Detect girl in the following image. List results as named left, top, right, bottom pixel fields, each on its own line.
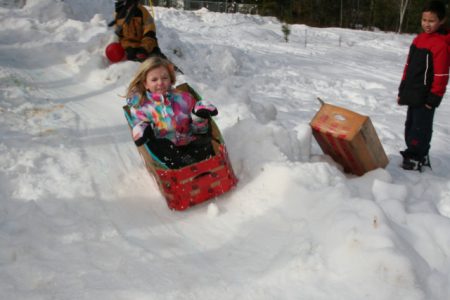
left=126, top=57, right=218, bottom=169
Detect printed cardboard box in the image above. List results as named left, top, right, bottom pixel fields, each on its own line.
left=310, top=101, right=388, bottom=176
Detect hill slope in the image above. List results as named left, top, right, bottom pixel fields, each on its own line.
left=1, top=1, right=450, bottom=299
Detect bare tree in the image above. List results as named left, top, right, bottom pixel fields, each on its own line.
left=398, top=0, right=410, bottom=33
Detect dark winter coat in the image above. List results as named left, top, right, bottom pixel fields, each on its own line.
left=114, top=3, right=158, bottom=54
left=398, top=28, right=450, bottom=108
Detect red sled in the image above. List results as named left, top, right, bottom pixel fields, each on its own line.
left=123, top=83, right=238, bottom=210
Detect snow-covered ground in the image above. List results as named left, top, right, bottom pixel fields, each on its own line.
left=1, top=1, right=450, bottom=299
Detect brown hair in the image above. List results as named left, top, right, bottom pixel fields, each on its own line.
left=126, top=56, right=176, bottom=106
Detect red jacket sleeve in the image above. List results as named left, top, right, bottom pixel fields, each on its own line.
left=429, top=41, right=449, bottom=99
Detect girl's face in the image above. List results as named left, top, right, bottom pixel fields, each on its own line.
left=144, top=66, right=172, bottom=94
left=421, top=11, right=444, bottom=34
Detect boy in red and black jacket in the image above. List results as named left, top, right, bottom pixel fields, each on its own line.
left=398, top=0, right=450, bottom=171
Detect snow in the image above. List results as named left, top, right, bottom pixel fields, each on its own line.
left=1, top=1, right=450, bottom=299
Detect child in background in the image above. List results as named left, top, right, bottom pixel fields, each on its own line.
left=113, top=0, right=165, bottom=62
left=126, top=57, right=218, bottom=169
left=398, top=0, right=450, bottom=171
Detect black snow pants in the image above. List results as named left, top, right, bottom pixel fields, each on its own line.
left=403, top=105, right=435, bottom=160
left=146, top=135, right=214, bottom=169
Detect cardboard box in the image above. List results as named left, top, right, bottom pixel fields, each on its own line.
left=310, top=101, right=388, bottom=176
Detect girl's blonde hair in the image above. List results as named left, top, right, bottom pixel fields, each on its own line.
left=126, top=57, right=176, bottom=105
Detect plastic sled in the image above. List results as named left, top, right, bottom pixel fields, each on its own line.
left=123, top=83, right=238, bottom=210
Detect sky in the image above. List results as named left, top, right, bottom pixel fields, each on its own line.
left=1, top=0, right=450, bottom=299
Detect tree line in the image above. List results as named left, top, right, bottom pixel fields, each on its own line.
left=150, top=0, right=449, bottom=33
left=231, top=0, right=448, bottom=33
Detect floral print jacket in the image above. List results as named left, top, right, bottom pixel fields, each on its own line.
left=127, top=89, right=210, bottom=146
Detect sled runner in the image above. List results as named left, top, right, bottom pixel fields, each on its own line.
left=123, top=83, right=238, bottom=210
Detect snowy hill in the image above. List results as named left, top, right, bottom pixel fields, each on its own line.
left=1, top=1, right=450, bottom=299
